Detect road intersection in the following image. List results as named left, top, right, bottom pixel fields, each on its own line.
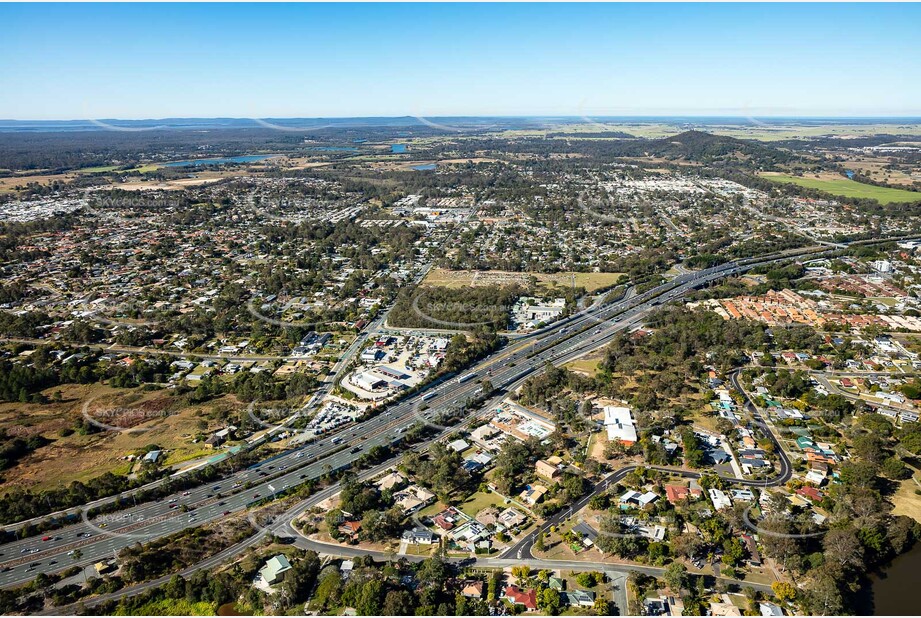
left=0, top=243, right=856, bottom=590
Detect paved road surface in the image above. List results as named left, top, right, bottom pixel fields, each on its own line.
left=0, top=245, right=838, bottom=588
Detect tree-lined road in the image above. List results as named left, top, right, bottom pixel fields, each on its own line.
left=0, top=244, right=843, bottom=589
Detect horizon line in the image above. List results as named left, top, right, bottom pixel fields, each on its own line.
left=3, top=114, right=921, bottom=124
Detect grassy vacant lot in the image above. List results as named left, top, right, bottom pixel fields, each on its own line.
left=423, top=268, right=624, bottom=293
left=564, top=358, right=602, bottom=377
left=688, top=404, right=724, bottom=434
left=892, top=476, right=921, bottom=523
left=0, top=171, right=80, bottom=192
left=0, top=164, right=163, bottom=193
left=841, top=155, right=921, bottom=187
left=760, top=172, right=921, bottom=204
left=78, top=164, right=120, bottom=173
left=115, top=599, right=217, bottom=616
left=125, top=164, right=162, bottom=173
left=0, top=383, right=238, bottom=489
left=457, top=490, right=505, bottom=519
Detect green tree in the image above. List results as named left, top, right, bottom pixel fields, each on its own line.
left=313, top=570, right=342, bottom=611
left=539, top=588, right=563, bottom=615
left=594, top=596, right=613, bottom=616
left=382, top=589, right=415, bottom=615
left=722, top=537, right=746, bottom=566
left=576, top=571, right=603, bottom=588
left=356, top=579, right=384, bottom=616
left=663, top=562, right=688, bottom=593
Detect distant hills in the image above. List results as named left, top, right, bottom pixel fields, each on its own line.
left=0, top=117, right=507, bottom=133
left=579, top=130, right=798, bottom=167
left=2, top=116, right=920, bottom=133
left=646, top=130, right=792, bottom=161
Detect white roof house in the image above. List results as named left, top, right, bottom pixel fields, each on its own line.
left=804, top=470, right=827, bottom=486
left=709, top=488, right=733, bottom=511
left=619, top=490, right=659, bottom=507
left=730, top=488, right=755, bottom=502
left=603, top=406, right=637, bottom=444
left=447, top=439, right=470, bottom=452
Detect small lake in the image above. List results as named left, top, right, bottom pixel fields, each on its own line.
left=217, top=602, right=247, bottom=616
left=412, top=163, right=437, bottom=171
left=870, top=540, right=921, bottom=614
left=164, top=155, right=276, bottom=167
left=391, top=144, right=407, bottom=154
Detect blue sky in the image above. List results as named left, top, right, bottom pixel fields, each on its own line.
left=1, top=3, right=919, bottom=120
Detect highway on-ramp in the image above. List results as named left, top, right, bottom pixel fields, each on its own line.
left=0, top=247, right=829, bottom=589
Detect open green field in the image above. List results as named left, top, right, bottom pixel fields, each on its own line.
left=130, top=164, right=162, bottom=173
left=114, top=599, right=216, bottom=615
left=78, top=165, right=120, bottom=173
left=457, top=490, right=504, bottom=519
left=760, top=172, right=921, bottom=204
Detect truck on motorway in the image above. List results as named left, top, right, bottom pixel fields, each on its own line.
left=421, top=391, right=438, bottom=401
left=457, top=372, right=477, bottom=384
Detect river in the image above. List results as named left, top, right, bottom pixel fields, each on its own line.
left=870, top=540, right=921, bottom=614
left=163, top=155, right=277, bottom=167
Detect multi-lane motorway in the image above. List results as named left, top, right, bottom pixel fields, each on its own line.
left=0, top=244, right=842, bottom=588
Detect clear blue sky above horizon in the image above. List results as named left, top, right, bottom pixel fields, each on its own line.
left=1, top=2, right=919, bottom=120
